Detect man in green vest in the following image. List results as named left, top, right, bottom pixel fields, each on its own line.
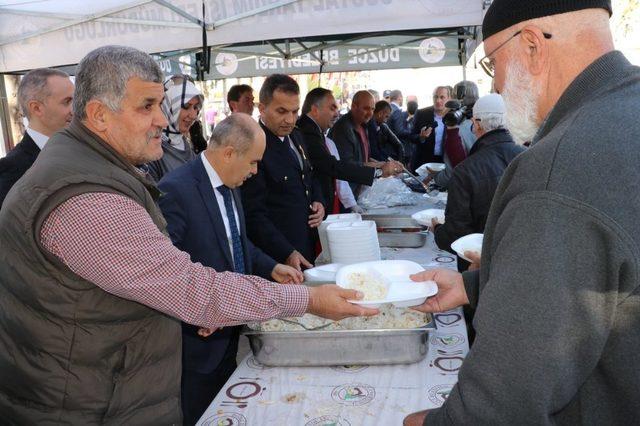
left=0, top=45, right=375, bottom=424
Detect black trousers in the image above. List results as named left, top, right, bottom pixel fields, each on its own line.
left=181, top=340, right=238, bottom=425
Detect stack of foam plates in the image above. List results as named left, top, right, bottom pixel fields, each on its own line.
left=318, top=213, right=362, bottom=261
left=326, top=220, right=380, bottom=265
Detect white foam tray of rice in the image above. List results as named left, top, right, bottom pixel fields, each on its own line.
left=335, top=260, right=438, bottom=308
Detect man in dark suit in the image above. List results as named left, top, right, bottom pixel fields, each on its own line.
left=157, top=114, right=303, bottom=425
left=297, top=88, right=399, bottom=214
left=0, top=68, right=73, bottom=208
left=241, top=74, right=325, bottom=271
left=410, top=86, right=452, bottom=172
left=386, top=89, right=418, bottom=164
left=328, top=90, right=388, bottom=196
left=369, top=100, right=405, bottom=162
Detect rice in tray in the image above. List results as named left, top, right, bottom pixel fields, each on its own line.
left=248, top=304, right=430, bottom=332
left=345, top=271, right=388, bottom=300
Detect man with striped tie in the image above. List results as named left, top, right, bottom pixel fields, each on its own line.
left=157, top=113, right=305, bottom=424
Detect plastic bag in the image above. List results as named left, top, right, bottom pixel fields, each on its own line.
left=358, top=177, right=418, bottom=209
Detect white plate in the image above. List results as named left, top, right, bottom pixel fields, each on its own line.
left=335, top=260, right=438, bottom=308
left=411, top=209, right=445, bottom=226
left=425, top=162, right=446, bottom=173
left=451, top=233, right=483, bottom=262
left=303, top=263, right=342, bottom=282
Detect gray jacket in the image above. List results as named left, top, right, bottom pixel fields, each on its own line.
left=429, top=51, right=640, bottom=424
left=146, top=135, right=195, bottom=183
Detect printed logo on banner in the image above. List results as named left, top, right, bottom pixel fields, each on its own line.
left=331, top=383, right=375, bottom=406
left=178, top=54, right=192, bottom=74
left=306, top=415, right=352, bottom=426
left=430, top=333, right=466, bottom=348
left=330, top=365, right=369, bottom=373
left=418, top=38, right=446, bottom=64
left=427, top=384, right=454, bottom=406
left=215, top=52, right=239, bottom=76
left=201, top=412, right=247, bottom=426
left=434, top=313, right=462, bottom=327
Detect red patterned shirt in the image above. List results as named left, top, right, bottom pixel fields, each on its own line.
left=40, top=192, right=309, bottom=328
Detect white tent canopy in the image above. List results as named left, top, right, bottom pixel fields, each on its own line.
left=0, top=0, right=488, bottom=74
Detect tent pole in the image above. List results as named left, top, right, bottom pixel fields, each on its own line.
left=0, top=76, right=12, bottom=154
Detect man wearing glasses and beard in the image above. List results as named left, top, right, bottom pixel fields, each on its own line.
left=405, top=0, right=640, bottom=424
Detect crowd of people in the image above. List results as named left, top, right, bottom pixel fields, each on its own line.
left=0, top=0, right=638, bottom=424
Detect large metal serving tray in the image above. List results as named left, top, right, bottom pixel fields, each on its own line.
left=242, top=322, right=436, bottom=367
left=362, top=214, right=427, bottom=248
left=377, top=232, right=426, bottom=248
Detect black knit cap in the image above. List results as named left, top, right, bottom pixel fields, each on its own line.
left=482, top=0, right=613, bottom=39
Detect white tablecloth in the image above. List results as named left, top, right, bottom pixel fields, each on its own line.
left=197, top=213, right=468, bottom=426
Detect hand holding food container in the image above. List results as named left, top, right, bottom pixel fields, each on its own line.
left=334, top=260, right=438, bottom=308
left=451, top=233, right=483, bottom=262
left=411, top=209, right=445, bottom=231
left=408, top=268, right=470, bottom=313
left=306, top=284, right=379, bottom=320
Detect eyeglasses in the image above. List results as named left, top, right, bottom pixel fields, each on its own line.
left=479, top=30, right=552, bottom=78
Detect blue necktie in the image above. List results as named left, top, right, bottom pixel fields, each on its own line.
left=217, top=185, right=245, bottom=274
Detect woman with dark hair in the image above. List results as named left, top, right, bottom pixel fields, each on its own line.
left=189, top=119, right=208, bottom=154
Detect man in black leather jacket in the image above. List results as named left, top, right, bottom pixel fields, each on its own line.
left=432, top=94, right=525, bottom=271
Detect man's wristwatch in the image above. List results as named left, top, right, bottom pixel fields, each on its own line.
left=374, top=168, right=383, bottom=178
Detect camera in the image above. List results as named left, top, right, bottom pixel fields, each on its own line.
left=443, top=82, right=477, bottom=127
left=421, top=120, right=438, bottom=132
left=443, top=99, right=473, bottom=127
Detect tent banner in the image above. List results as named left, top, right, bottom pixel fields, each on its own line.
left=0, top=0, right=483, bottom=72
left=194, top=36, right=461, bottom=80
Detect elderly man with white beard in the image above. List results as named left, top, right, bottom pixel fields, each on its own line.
left=404, top=0, right=640, bottom=424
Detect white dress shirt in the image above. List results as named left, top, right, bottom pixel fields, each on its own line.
left=26, top=127, right=49, bottom=150
left=324, top=136, right=358, bottom=209
left=200, top=152, right=241, bottom=262
left=434, top=114, right=445, bottom=155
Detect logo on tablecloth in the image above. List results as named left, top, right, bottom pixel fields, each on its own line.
left=434, top=255, right=455, bottom=264
left=245, top=356, right=271, bottom=370
left=330, top=365, right=369, bottom=373
left=201, top=412, right=247, bottom=426
left=331, top=383, right=375, bottom=406
left=427, top=384, right=454, bottom=405
left=431, top=356, right=464, bottom=373
left=430, top=333, right=466, bottom=348
left=306, top=415, right=352, bottom=426
left=434, top=313, right=462, bottom=327
left=225, top=381, right=263, bottom=400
